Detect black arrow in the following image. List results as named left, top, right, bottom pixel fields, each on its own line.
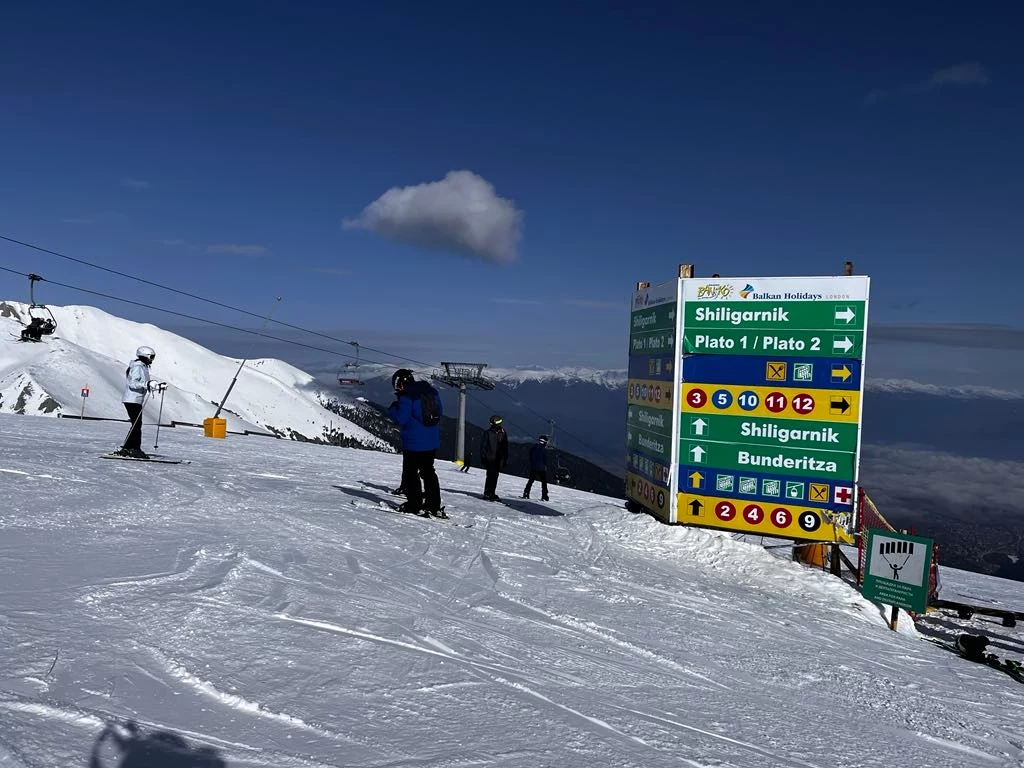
left=830, top=397, right=850, bottom=413
left=689, top=499, right=703, bottom=516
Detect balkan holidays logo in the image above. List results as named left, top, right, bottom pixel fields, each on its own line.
left=738, top=283, right=824, bottom=301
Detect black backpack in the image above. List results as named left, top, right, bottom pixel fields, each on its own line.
left=419, top=390, right=441, bottom=427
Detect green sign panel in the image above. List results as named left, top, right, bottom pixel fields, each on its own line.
left=862, top=530, right=934, bottom=613
left=683, top=413, right=859, bottom=453
left=627, top=427, right=672, bottom=462
left=683, top=329, right=862, bottom=358
left=680, top=439, right=856, bottom=481
left=685, top=301, right=866, bottom=331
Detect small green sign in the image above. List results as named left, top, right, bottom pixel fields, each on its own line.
left=683, top=329, right=863, bottom=359
left=862, top=530, right=934, bottom=613
left=685, top=300, right=866, bottom=331
left=679, top=439, right=857, bottom=481
left=681, top=413, right=859, bottom=453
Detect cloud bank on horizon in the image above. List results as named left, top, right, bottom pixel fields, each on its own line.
left=344, top=170, right=523, bottom=264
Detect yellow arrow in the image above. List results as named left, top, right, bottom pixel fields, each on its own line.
left=688, top=471, right=704, bottom=488
left=833, top=365, right=851, bottom=382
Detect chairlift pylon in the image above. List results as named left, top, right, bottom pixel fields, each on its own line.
left=337, top=341, right=364, bottom=386
left=18, top=274, right=57, bottom=342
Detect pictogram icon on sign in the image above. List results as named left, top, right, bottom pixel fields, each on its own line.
left=809, top=483, right=829, bottom=503
left=834, top=485, right=853, bottom=505
left=766, top=361, right=787, bottom=381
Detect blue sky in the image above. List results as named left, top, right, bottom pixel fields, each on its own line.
left=1, top=1, right=1021, bottom=369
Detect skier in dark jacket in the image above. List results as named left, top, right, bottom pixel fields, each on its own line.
left=387, top=369, right=445, bottom=517
left=480, top=415, right=509, bottom=501
left=522, top=434, right=550, bottom=501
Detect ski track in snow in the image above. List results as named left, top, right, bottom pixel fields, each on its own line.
left=2, top=413, right=1024, bottom=767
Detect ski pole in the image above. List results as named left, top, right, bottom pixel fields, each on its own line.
left=154, top=385, right=166, bottom=450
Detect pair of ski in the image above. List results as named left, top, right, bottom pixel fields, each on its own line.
left=337, top=482, right=473, bottom=528
left=927, top=635, right=1024, bottom=685
left=100, top=452, right=190, bottom=465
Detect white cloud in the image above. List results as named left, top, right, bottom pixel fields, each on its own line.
left=206, top=244, right=268, bottom=256
left=865, top=62, right=990, bottom=106
left=343, top=170, right=523, bottom=264
left=562, top=298, right=624, bottom=310
left=121, top=177, right=151, bottom=189
left=925, top=62, right=990, bottom=89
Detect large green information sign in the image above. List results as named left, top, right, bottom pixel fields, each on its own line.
left=862, top=530, right=934, bottom=613
left=626, top=280, right=681, bottom=522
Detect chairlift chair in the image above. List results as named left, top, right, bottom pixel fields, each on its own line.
left=19, top=274, right=57, bottom=342
left=337, top=341, right=364, bottom=387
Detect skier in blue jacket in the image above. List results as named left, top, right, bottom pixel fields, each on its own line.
left=521, top=435, right=550, bottom=501
left=387, top=369, right=445, bottom=517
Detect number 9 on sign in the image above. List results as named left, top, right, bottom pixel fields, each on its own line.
left=798, top=511, right=821, bottom=532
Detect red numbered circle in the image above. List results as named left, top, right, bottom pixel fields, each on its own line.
left=765, top=392, right=787, bottom=413
left=686, top=388, right=708, bottom=408
left=770, top=507, right=792, bottom=528
left=792, top=394, right=815, bottom=414
left=715, top=501, right=736, bottom=521
left=743, top=504, right=765, bottom=525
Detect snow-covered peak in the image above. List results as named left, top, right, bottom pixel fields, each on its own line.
left=483, top=366, right=628, bottom=390
left=0, top=300, right=392, bottom=450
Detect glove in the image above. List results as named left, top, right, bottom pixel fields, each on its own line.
left=148, top=381, right=167, bottom=392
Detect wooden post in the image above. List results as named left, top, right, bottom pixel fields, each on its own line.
left=844, top=260, right=854, bottom=276
left=830, top=543, right=842, bottom=577
left=889, top=605, right=899, bottom=631
left=678, top=264, right=694, bottom=278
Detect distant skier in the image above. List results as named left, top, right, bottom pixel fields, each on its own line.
left=118, top=346, right=164, bottom=459
left=480, top=415, right=509, bottom=501
left=387, top=369, right=445, bottom=517
left=521, top=434, right=550, bottom=501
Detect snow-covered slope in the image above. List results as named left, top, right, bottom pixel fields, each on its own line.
left=1, top=413, right=1023, bottom=767
left=0, top=301, right=391, bottom=450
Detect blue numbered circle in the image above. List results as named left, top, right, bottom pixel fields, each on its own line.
left=711, top=389, right=733, bottom=409
left=737, top=390, right=760, bottom=411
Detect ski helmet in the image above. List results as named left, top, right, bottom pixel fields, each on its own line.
left=136, top=345, right=155, bottom=362
left=490, top=415, right=503, bottom=426
left=392, top=368, right=414, bottom=390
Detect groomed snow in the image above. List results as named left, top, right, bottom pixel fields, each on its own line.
left=2, top=413, right=1023, bottom=767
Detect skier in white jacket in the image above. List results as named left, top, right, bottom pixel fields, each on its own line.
left=119, top=346, right=164, bottom=458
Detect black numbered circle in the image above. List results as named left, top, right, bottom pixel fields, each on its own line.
left=798, top=511, right=821, bottom=532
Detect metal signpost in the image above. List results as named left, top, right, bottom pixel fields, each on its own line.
left=625, top=279, right=682, bottom=521
left=676, top=276, right=869, bottom=541
left=863, top=529, right=934, bottom=627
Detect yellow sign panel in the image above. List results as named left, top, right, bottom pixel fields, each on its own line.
left=680, top=382, right=859, bottom=423
left=627, top=378, right=673, bottom=411
left=765, top=361, right=787, bottom=381
left=627, top=471, right=673, bottom=522
left=676, top=492, right=854, bottom=543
